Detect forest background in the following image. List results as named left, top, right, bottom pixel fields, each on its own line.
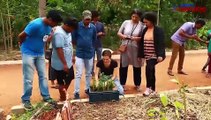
left=0, top=0, right=211, bottom=56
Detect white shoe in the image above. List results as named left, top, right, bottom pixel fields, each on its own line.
left=143, top=88, right=153, bottom=96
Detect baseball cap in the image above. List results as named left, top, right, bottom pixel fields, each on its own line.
left=82, top=10, right=92, bottom=19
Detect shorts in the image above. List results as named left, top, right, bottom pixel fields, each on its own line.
left=54, top=66, right=74, bottom=85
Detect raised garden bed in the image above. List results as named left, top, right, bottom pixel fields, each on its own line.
left=10, top=87, right=211, bottom=120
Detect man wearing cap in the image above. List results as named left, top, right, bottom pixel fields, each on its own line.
left=72, top=10, right=97, bottom=99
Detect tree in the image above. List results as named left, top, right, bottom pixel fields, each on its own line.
left=39, top=0, right=46, bottom=17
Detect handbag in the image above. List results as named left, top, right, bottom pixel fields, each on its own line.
left=118, top=24, right=138, bottom=53
left=118, top=41, right=129, bottom=53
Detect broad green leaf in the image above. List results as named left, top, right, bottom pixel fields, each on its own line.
left=170, top=79, right=179, bottom=84
left=147, top=109, right=157, bottom=117
left=160, top=93, right=169, bottom=107
left=173, top=101, right=184, bottom=109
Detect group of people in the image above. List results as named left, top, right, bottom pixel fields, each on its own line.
left=18, top=9, right=107, bottom=110
left=117, top=9, right=166, bottom=96
left=18, top=8, right=208, bottom=110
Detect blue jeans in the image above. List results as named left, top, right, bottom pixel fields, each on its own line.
left=95, top=47, right=102, bottom=61
left=21, top=54, right=50, bottom=103
left=74, top=57, right=93, bottom=94
left=114, top=78, right=124, bottom=95
left=92, top=47, right=103, bottom=74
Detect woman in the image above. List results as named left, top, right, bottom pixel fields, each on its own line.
left=138, top=12, right=165, bottom=96
left=95, top=50, right=124, bottom=95
left=117, top=9, right=145, bottom=91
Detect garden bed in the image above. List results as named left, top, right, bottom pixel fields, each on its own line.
left=11, top=88, right=211, bottom=120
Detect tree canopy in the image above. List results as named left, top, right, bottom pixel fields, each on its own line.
left=0, top=0, right=210, bottom=52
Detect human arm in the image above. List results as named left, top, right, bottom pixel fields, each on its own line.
left=111, top=67, right=118, bottom=80
left=56, top=48, right=69, bottom=73
left=18, top=21, right=39, bottom=45
left=46, top=28, right=56, bottom=42
left=117, top=21, right=128, bottom=40
left=97, top=23, right=105, bottom=37
left=95, top=67, right=100, bottom=81
left=54, top=33, right=69, bottom=73
left=155, top=27, right=166, bottom=62
left=18, top=31, right=27, bottom=45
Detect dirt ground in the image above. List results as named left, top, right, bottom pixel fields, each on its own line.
left=0, top=53, right=211, bottom=115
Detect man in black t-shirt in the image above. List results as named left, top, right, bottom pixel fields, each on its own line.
left=95, top=50, right=124, bottom=95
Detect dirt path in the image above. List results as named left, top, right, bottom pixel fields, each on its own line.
left=0, top=53, right=211, bottom=114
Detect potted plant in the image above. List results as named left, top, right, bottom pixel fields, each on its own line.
left=89, top=73, right=119, bottom=103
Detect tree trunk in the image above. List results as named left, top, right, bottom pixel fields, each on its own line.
left=1, top=13, right=7, bottom=51
left=39, top=0, right=46, bottom=17
left=7, top=0, right=13, bottom=50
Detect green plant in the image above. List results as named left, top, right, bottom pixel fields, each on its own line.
left=147, top=77, right=187, bottom=120
left=90, top=73, right=115, bottom=92
left=170, top=78, right=188, bottom=120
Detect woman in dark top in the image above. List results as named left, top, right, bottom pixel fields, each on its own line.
left=138, top=12, right=166, bottom=96
left=95, top=50, right=124, bottom=95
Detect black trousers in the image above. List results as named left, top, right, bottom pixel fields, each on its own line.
left=146, top=59, right=158, bottom=91
left=119, top=63, right=141, bottom=86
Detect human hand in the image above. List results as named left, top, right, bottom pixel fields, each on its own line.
left=191, top=34, right=198, bottom=40
left=97, top=32, right=105, bottom=36
left=63, top=64, right=69, bottom=73
left=138, top=58, right=145, bottom=66
left=157, top=57, right=163, bottom=62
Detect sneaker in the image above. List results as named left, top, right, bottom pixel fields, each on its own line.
left=135, top=86, right=141, bottom=92
left=74, top=93, right=80, bottom=99
left=43, top=98, right=57, bottom=105
left=23, top=101, right=33, bottom=110
left=85, top=89, right=90, bottom=95
left=143, top=88, right=153, bottom=96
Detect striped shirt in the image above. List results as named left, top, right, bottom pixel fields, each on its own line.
left=144, top=39, right=157, bottom=60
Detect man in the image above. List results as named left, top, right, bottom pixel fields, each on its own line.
left=51, top=17, right=78, bottom=101
left=167, top=19, right=206, bottom=76
left=18, top=10, right=62, bottom=110
left=91, top=10, right=105, bottom=76
left=72, top=10, right=97, bottom=99
left=91, top=10, right=105, bottom=61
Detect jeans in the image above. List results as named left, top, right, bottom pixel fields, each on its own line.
left=95, top=47, right=102, bottom=61
left=74, top=57, right=93, bottom=94
left=21, top=54, right=50, bottom=103
left=114, top=78, right=124, bottom=95
left=92, top=47, right=102, bottom=74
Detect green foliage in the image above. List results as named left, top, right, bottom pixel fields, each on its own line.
left=147, top=78, right=189, bottom=119
left=1, top=0, right=211, bottom=50
left=11, top=102, right=44, bottom=120
left=160, top=93, right=168, bottom=107
left=90, top=73, right=115, bottom=92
